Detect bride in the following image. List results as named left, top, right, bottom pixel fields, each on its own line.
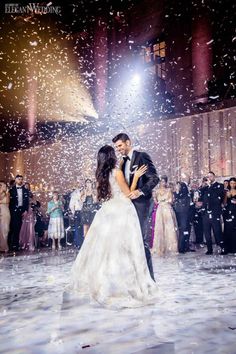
left=70, top=145, right=157, bottom=308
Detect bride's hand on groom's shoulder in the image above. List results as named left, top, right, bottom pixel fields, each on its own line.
left=134, top=164, right=147, bottom=178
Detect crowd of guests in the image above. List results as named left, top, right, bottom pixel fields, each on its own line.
left=150, top=172, right=236, bottom=256
left=0, top=171, right=235, bottom=256
left=0, top=174, right=98, bottom=254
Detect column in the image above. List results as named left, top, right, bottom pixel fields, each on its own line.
left=192, top=13, right=213, bottom=103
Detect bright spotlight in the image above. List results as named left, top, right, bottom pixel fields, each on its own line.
left=132, top=74, right=141, bottom=85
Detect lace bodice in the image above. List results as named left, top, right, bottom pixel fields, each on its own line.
left=109, top=168, right=124, bottom=199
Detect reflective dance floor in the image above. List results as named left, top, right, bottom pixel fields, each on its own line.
left=0, top=248, right=236, bottom=354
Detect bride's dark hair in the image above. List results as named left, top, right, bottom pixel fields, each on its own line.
left=95, top=145, right=117, bottom=202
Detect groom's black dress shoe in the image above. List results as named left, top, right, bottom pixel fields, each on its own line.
left=205, top=251, right=213, bottom=255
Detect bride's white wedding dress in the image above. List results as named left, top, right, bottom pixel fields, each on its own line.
left=70, top=168, right=157, bottom=308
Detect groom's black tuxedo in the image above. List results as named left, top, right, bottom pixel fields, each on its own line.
left=122, top=150, right=159, bottom=280
left=127, top=150, right=159, bottom=199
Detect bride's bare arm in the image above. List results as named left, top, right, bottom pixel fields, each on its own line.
left=115, top=169, right=132, bottom=196
left=115, top=166, right=147, bottom=197
left=130, top=165, right=147, bottom=191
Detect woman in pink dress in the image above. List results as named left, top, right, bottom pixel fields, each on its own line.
left=19, top=190, right=36, bottom=251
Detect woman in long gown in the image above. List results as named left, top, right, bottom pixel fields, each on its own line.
left=70, top=145, right=157, bottom=308
left=0, top=181, right=10, bottom=253
left=152, top=176, right=178, bottom=256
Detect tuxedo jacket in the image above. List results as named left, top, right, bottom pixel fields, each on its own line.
left=9, top=185, right=29, bottom=213
left=201, top=182, right=224, bottom=218
left=122, top=150, right=159, bottom=200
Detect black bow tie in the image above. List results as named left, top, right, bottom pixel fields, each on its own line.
left=123, top=156, right=130, bottom=162
left=16, top=187, right=22, bottom=189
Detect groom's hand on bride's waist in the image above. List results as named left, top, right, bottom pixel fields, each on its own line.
left=128, top=189, right=144, bottom=199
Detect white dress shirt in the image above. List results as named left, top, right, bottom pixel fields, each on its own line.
left=124, top=149, right=134, bottom=185
left=17, top=187, right=23, bottom=207
left=69, top=189, right=83, bottom=215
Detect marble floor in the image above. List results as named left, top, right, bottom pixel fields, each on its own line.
left=0, top=247, right=236, bottom=354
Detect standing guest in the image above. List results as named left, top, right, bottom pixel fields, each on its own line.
left=47, top=191, right=64, bottom=250
left=81, top=179, right=97, bottom=237
left=190, top=180, right=204, bottom=247
left=19, top=193, right=37, bottom=251
left=152, top=176, right=178, bottom=256
left=201, top=176, right=209, bottom=189
left=61, top=191, right=72, bottom=240
left=8, top=179, right=15, bottom=190
left=149, top=189, right=158, bottom=248
left=0, top=182, right=10, bottom=253
left=224, top=177, right=236, bottom=254
left=223, top=179, right=230, bottom=226
left=24, top=182, right=32, bottom=193
left=223, top=179, right=230, bottom=191
left=8, top=175, right=29, bottom=251
left=34, top=201, right=47, bottom=246
left=173, top=182, right=191, bottom=253
left=69, top=179, right=84, bottom=249
left=201, top=171, right=225, bottom=255
left=168, top=182, right=175, bottom=193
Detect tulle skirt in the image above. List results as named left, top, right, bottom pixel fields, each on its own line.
left=70, top=195, right=158, bottom=308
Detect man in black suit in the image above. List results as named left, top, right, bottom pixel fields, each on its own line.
left=9, top=175, right=29, bottom=251
left=201, top=171, right=225, bottom=255
left=112, top=133, right=159, bottom=280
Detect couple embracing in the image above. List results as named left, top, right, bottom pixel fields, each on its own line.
left=71, top=133, right=159, bottom=307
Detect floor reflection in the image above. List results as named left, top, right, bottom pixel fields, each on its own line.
left=0, top=248, right=236, bottom=353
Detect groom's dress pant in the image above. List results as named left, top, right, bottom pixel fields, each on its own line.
left=132, top=198, right=155, bottom=281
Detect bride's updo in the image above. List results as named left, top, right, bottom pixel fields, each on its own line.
left=95, top=145, right=117, bottom=202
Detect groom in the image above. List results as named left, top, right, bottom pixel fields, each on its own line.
left=112, top=133, right=159, bottom=281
